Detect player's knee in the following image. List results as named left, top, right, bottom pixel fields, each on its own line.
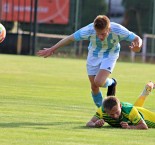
left=94, top=79, right=105, bottom=87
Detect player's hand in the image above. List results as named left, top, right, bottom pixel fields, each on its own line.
left=129, top=42, right=141, bottom=52
left=37, top=47, right=55, bottom=58
left=129, top=36, right=142, bottom=52
left=95, top=119, right=105, bottom=127
left=120, top=121, right=130, bottom=129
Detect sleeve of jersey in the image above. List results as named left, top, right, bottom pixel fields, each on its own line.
left=94, top=108, right=103, bottom=119
left=129, top=107, right=143, bottom=125
left=115, top=24, right=136, bottom=42
left=73, top=25, right=91, bottom=41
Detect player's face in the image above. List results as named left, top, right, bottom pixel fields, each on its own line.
left=96, top=28, right=110, bottom=41
left=106, top=104, right=122, bottom=119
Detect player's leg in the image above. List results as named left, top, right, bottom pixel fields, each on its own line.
left=87, top=63, right=103, bottom=107
left=137, top=108, right=155, bottom=128
left=87, top=56, right=117, bottom=107
left=89, top=76, right=102, bottom=107
left=95, top=69, right=117, bottom=96
left=90, top=70, right=117, bottom=106
left=95, top=58, right=117, bottom=96
left=94, top=69, right=110, bottom=87
left=134, top=82, right=155, bottom=107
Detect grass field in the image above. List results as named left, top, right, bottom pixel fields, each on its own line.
left=0, top=54, right=155, bottom=145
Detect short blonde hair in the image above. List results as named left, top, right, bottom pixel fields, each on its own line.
left=94, top=15, right=110, bottom=30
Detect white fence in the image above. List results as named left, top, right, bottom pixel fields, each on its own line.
left=142, top=34, right=155, bottom=62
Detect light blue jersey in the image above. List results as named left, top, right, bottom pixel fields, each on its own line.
left=73, top=22, right=137, bottom=75
left=73, top=22, right=136, bottom=59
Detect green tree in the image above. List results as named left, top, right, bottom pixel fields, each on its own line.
left=80, top=0, right=108, bottom=27
left=122, top=0, right=153, bottom=36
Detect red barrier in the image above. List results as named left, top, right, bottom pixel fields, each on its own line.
left=0, top=0, right=70, bottom=24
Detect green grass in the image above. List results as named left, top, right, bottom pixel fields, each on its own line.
left=0, top=54, right=155, bottom=145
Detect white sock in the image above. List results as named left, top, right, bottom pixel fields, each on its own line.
left=141, top=82, right=154, bottom=96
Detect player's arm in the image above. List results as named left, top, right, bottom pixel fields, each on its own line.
left=120, top=120, right=148, bottom=130
left=116, top=23, right=142, bottom=53
left=86, top=116, right=105, bottom=128
left=37, top=34, right=75, bottom=58
left=121, top=106, right=148, bottom=129
left=129, top=36, right=142, bottom=52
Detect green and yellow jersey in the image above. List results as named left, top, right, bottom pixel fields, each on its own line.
left=94, top=102, right=155, bottom=128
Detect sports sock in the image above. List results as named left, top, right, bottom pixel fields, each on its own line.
left=141, top=82, right=154, bottom=96
left=91, top=91, right=103, bottom=107
left=134, top=82, right=154, bottom=107
left=102, top=78, right=115, bottom=88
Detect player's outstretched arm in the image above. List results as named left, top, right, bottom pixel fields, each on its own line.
left=37, top=34, right=75, bottom=58
left=86, top=116, right=105, bottom=128
left=129, top=36, right=142, bottom=52
left=120, top=120, right=148, bottom=130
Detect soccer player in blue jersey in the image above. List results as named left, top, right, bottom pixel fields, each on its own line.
left=86, top=82, right=155, bottom=129
left=37, top=15, right=142, bottom=107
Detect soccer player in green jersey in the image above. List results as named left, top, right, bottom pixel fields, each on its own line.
left=86, top=82, right=155, bottom=129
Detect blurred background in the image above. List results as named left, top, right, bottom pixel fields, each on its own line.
left=0, top=0, right=155, bottom=62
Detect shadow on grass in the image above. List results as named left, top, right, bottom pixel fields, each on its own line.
left=0, top=121, right=82, bottom=129
left=0, top=122, right=122, bottom=130
left=74, top=125, right=116, bottom=130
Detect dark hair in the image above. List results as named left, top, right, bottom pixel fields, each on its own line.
left=103, top=96, right=120, bottom=112
left=94, top=15, right=110, bottom=30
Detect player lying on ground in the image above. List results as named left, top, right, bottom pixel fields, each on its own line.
left=86, top=82, right=155, bottom=129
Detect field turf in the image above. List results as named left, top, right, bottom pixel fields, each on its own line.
left=0, top=54, right=155, bottom=145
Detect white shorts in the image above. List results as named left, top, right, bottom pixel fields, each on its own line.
left=86, top=56, right=118, bottom=76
